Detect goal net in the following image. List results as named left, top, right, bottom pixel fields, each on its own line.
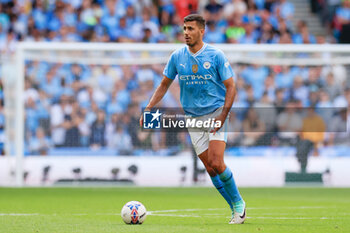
left=2, top=42, right=350, bottom=186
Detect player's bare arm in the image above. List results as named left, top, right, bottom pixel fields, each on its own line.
left=139, top=76, right=173, bottom=127
left=211, top=78, right=237, bottom=134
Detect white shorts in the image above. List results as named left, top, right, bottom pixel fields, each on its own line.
left=187, top=107, right=229, bottom=156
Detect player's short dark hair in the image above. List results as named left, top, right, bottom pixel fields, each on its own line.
left=184, top=14, right=205, bottom=29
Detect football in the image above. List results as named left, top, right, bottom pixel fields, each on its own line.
left=121, top=201, right=147, bottom=224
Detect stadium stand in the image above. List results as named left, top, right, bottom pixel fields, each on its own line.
left=0, top=0, right=349, bottom=156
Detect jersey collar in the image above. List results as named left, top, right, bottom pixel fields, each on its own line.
left=187, top=43, right=207, bottom=57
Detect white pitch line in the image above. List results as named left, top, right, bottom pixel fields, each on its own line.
left=96, top=213, right=119, bottom=215
left=1, top=206, right=348, bottom=221
left=247, top=206, right=332, bottom=210
left=147, top=208, right=224, bottom=214
left=146, top=207, right=346, bottom=220
left=147, top=206, right=329, bottom=214
left=248, top=216, right=332, bottom=220
left=0, top=213, right=336, bottom=220
left=0, top=206, right=331, bottom=217
left=198, top=213, right=348, bottom=218
left=147, top=213, right=335, bottom=220
left=148, top=213, right=201, bottom=218
left=0, top=213, right=39, bottom=216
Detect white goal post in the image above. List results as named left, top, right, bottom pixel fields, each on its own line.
left=6, top=42, right=350, bottom=186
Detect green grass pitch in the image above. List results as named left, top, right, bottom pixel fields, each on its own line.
left=0, top=187, right=349, bottom=233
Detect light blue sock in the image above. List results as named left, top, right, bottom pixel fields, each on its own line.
left=219, top=167, right=242, bottom=204
left=210, top=175, right=233, bottom=210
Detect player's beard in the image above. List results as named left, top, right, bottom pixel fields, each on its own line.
left=186, top=41, right=195, bottom=47
left=185, top=32, right=200, bottom=47
left=186, top=36, right=199, bottom=47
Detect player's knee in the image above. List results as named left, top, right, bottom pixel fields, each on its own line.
left=208, top=157, right=224, bottom=173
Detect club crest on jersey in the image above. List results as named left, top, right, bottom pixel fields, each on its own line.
left=203, top=62, right=211, bottom=69
left=192, top=64, right=198, bottom=73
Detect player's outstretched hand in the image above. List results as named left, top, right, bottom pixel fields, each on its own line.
left=210, top=114, right=226, bottom=135
left=139, top=108, right=151, bottom=128
left=140, top=108, right=151, bottom=128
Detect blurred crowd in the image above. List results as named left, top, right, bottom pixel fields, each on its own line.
left=0, top=0, right=349, bottom=52
left=22, top=60, right=350, bottom=155
left=23, top=62, right=190, bottom=155
left=312, top=0, right=350, bottom=43
left=0, top=0, right=349, bottom=155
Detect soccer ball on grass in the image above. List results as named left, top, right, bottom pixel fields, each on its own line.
left=121, top=201, right=147, bottom=224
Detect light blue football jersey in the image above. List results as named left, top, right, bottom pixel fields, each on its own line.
left=163, top=43, right=235, bottom=117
